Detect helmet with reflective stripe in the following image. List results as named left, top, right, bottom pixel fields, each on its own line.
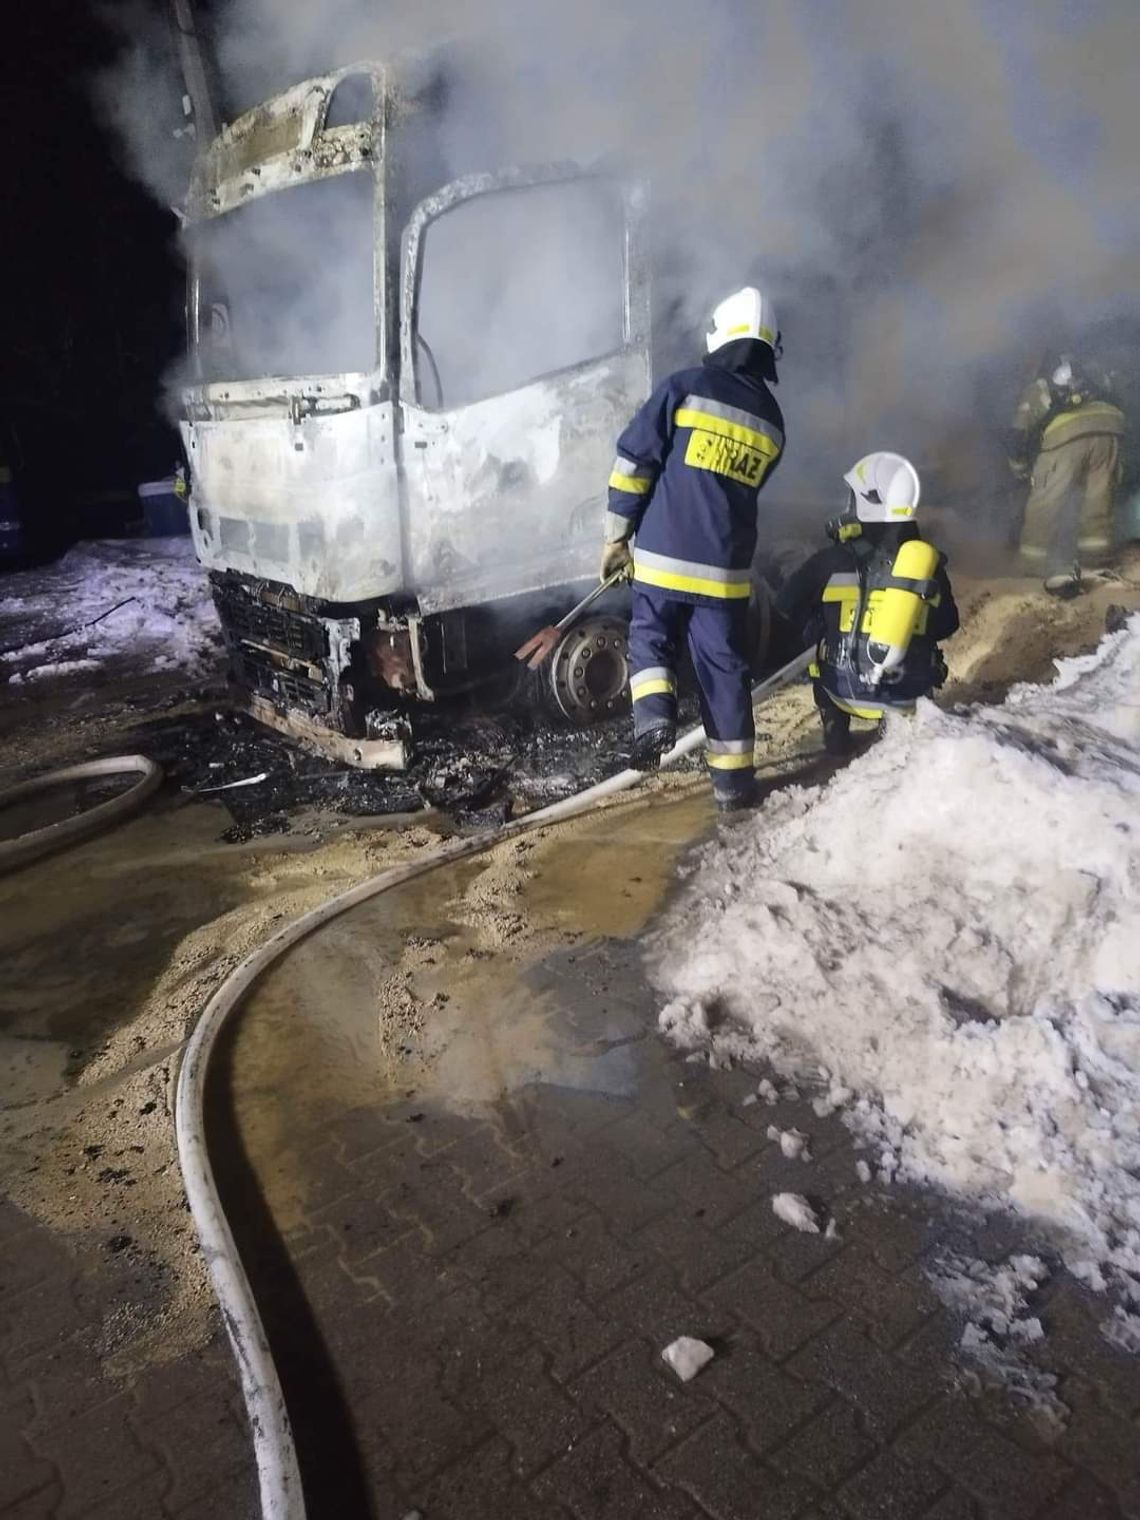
left=842, top=452, right=920, bottom=523
left=706, top=286, right=781, bottom=356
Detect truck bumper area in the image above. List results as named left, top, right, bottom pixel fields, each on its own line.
left=210, top=570, right=415, bottom=771
left=246, top=695, right=409, bottom=771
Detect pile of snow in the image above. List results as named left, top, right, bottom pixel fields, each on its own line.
left=1, top=539, right=219, bottom=687
left=655, top=616, right=1140, bottom=1343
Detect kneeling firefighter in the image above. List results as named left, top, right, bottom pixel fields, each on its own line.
left=774, top=452, right=958, bottom=756
left=600, top=286, right=786, bottom=811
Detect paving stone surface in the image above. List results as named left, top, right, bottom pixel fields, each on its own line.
left=3, top=936, right=1139, bottom=1517
left=0, top=1193, right=256, bottom=1519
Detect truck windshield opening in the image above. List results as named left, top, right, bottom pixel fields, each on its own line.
left=415, top=177, right=625, bottom=409
left=192, top=171, right=375, bottom=383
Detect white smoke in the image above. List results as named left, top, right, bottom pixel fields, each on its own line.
left=99, top=0, right=1140, bottom=530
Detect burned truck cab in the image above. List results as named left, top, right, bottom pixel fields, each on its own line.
left=181, top=59, right=651, bottom=767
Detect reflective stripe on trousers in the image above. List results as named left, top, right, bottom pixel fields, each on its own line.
left=705, top=737, right=755, bottom=771
left=627, top=587, right=755, bottom=799
left=630, top=665, right=676, bottom=702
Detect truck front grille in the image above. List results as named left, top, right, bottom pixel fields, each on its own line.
left=231, top=646, right=334, bottom=716
left=211, top=575, right=329, bottom=664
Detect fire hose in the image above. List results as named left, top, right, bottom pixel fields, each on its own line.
left=175, top=646, right=814, bottom=1520
left=0, top=754, right=163, bottom=874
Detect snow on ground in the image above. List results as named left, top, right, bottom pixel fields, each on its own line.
left=661, top=1335, right=716, bottom=1382
left=771, top=1193, right=821, bottom=1234
left=926, top=1252, right=1067, bottom=1425
left=0, top=539, right=220, bottom=687
left=654, top=615, right=1140, bottom=1377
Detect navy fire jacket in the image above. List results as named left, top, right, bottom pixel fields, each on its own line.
left=606, top=345, right=785, bottom=606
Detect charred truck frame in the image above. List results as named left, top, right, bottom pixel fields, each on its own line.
left=180, top=59, right=652, bottom=767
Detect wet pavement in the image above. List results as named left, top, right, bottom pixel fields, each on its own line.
left=212, top=792, right=1138, bottom=1519
left=213, top=978, right=1138, bottom=1515
left=3, top=786, right=1139, bottom=1517
left=0, top=1215, right=252, bottom=1520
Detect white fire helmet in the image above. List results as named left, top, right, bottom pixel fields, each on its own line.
left=706, top=286, right=781, bottom=356
left=842, top=452, right=921, bottom=523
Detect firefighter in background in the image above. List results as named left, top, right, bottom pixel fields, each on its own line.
left=1009, top=353, right=1128, bottom=596
left=774, top=452, right=958, bottom=757
left=601, top=286, right=785, bottom=811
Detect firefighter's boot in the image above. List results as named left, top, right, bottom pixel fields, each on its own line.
left=714, top=774, right=758, bottom=815
left=1044, top=564, right=1082, bottom=599
left=819, top=702, right=852, bottom=757
left=629, top=723, right=676, bottom=771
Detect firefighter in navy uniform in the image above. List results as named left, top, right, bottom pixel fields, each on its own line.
left=601, top=287, right=786, bottom=811
left=774, top=452, right=959, bottom=756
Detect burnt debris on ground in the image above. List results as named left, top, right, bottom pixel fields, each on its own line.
left=132, top=692, right=704, bottom=841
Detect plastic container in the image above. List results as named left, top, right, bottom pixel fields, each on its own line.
left=138, top=479, right=189, bottom=537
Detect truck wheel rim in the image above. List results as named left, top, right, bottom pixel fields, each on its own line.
left=549, top=615, right=630, bottom=724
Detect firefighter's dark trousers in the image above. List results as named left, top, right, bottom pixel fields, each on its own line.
left=628, top=587, right=755, bottom=802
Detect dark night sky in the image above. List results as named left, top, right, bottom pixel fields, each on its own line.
left=2, top=0, right=185, bottom=540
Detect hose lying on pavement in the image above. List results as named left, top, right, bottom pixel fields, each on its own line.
left=0, top=754, right=163, bottom=874
left=176, top=647, right=814, bottom=1520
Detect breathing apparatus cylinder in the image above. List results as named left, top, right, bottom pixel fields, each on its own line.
left=863, top=538, right=939, bottom=686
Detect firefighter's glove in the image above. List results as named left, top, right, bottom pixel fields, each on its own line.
left=600, top=539, right=633, bottom=584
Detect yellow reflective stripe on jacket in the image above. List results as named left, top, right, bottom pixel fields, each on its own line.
left=838, top=595, right=932, bottom=636
left=635, top=565, right=752, bottom=599
left=608, top=454, right=656, bottom=495
left=1041, top=401, right=1126, bottom=448
left=634, top=564, right=751, bottom=599
left=673, top=396, right=783, bottom=490
left=820, top=575, right=936, bottom=635
left=634, top=549, right=752, bottom=601
left=609, top=471, right=653, bottom=494
left=821, top=572, right=859, bottom=608
left=675, top=406, right=783, bottom=457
